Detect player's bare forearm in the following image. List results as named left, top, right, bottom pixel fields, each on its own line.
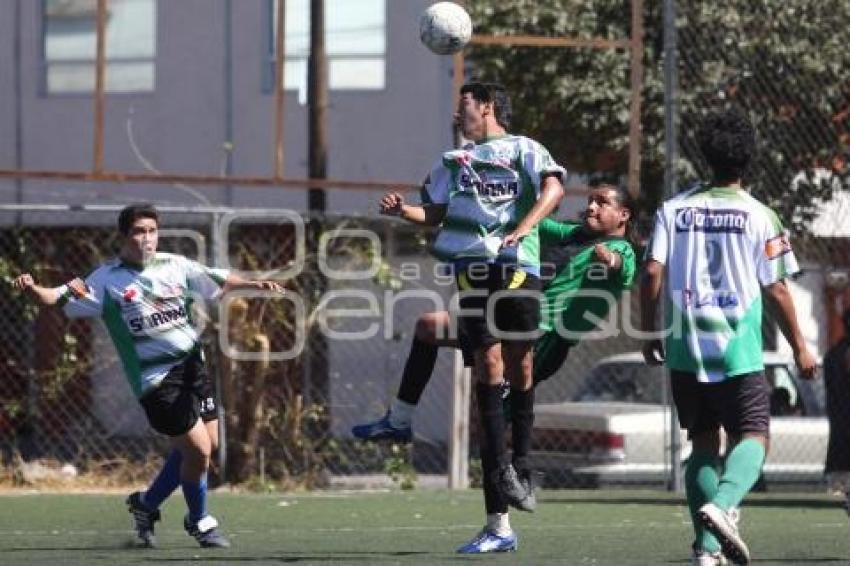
left=764, top=280, right=807, bottom=354
left=640, top=260, right=664, bottom=333
left=379, top=190, right=445, bottom=226
left=764, top=279, right=818, bottom=378
left=29, top=284, right=61, bottom=306
left=400, top=204, right=445, bottom=226
left=640, top=260, right=666, bottom=365
left=516, top=177, right=565, bottom=235
left=12, top=274, right=61, bottom=306
left=223, top=274, right=285, bottom=294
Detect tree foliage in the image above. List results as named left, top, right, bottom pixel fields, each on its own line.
left=466, top=0, right=850, bottom=233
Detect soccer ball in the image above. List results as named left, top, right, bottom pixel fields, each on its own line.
left=419, top=2, right=473, bottom=55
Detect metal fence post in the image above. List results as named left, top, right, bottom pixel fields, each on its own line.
left=211, top=211, right=228, bottom=481
left=448, top=350, right=470, bottom=489
left=663, top=0, right=683, bottom=493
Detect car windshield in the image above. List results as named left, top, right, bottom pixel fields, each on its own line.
left=572, top=361, right=667, bottom=404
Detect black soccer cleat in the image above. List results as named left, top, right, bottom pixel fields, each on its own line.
left=184, top=514, right=231, bottom=548
left=126, top=491, right=161, bottom=548
left=493, top=463, right=536, bottom=513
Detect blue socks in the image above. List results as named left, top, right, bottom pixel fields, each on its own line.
left=141, top=448, right=211, bottom=523
left=142, top=449, right=182, bottom=510
left=182, top=476, right=209, bottom=522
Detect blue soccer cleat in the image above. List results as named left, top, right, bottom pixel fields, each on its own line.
left=456, top=528, right=518, bottom=554
left=351, top=412, right=413, bottom=443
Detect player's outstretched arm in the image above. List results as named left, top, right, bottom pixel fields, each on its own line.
left=222, top=273, right=285, bottom=295
left=640, top=259, right=665, bottom=365
left=379, top=191, right=445, bottom=226
left=502, top=175, right=564, bottom=248
left=12, top=273, right=67, bottom=306
left=764, top=280, right=817, bottom=379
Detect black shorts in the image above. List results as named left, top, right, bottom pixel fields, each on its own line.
left=458, top=321, right=571, bottom=386
left=455, top=263, right=542, bottom=354
left=670, top=370, right=770, bottom=439
left=140, top=350, right=220, bottom=437
left=531, top=331, right=573, bottom=384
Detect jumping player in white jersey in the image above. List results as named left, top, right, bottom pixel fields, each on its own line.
left=13, top=204, right=284, bottom=549
left=380, top=81, right=565, bottom=553
left=641, top=109, right=817, bottom=565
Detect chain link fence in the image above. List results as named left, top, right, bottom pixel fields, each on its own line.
left=4, top=0, right=850, bottom=493
left=674, top=0, right=850, bottom=489
left=0, top=205, right=470, bottom=488
left=0, top=202, right=657, bottom=489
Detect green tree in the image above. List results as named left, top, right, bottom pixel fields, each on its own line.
left=466, top=0, right=850, bottom=233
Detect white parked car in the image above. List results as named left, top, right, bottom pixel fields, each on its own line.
left=530, top=351, right=827, bottom=486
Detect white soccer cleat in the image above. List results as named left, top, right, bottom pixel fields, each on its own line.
left=691, top=543, right=728, bottom=565
left=698, top=504, right=749, bottom=565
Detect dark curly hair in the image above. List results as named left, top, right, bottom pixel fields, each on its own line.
left=696, top=108, right=756, bottom=183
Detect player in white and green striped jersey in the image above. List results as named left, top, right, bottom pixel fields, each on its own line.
left=642, top=109, right=817, bottom=565
left=379, top=82, right=565, bottom=554
left=13, top=204, right=283, bottom=549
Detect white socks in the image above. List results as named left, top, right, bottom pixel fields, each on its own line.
left=388, top=398, right=415, bottom=428
left=486, top=512, right=512, bottom=536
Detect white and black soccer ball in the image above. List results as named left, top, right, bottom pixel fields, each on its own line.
left=419, top=2, right=473, bottom=55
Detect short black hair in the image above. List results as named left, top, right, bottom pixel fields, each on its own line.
left=460, top=82, right=512, bottom=130
left=118, top=203, right=159, bottom=235
left=696, top=108, right=756, bottom=183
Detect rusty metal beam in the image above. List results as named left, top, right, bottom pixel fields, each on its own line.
left=470, top=34, right=631, bottom=50
left=628, top=0, right=645, bottom=199
left=273, top=0, right=286, bottom=178
left=0, top=168, right=591, bottom=196
left=92, top=0, right=107, bottom=173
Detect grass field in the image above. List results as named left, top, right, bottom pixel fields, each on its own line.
left=1, top=488, right=849, bottom=565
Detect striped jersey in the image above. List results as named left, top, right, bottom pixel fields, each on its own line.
left=646, top=184, right=799, bottom=382
left=422, top=134, right=566, bottom=274
left=56, top=252, right=229, bottom=398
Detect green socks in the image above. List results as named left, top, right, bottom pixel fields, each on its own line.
left=685, top=450, right=721, bottom=553
left=713, top=438, right=766, bottom=511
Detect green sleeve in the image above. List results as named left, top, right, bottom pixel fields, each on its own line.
left=539, top=218, right=582, bottom=246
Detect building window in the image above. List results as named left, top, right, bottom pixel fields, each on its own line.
left=43, top=0, right=156, bottom=94
left=268, top=0, right=386, bottom=99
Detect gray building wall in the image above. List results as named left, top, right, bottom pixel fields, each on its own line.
left=0, top=0, right=456, bottom=213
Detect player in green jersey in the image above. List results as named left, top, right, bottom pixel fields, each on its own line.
left=13, top=204, right=284, bottom=549
left=641, top=109, right=817, bottom=565
left=356, top=179, right=636, bottom=552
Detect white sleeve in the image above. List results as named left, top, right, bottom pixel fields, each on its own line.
left=756, top=212, right=800, bottom=286
left=644, top=208, right=669, bottom=265
left=521, top=140, right=567, bottom=196
left=181, top=256, right=230, bottom=301
left=421, top=156, right=452, bottom=205
left=60, top=270, right=105, bottom=319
